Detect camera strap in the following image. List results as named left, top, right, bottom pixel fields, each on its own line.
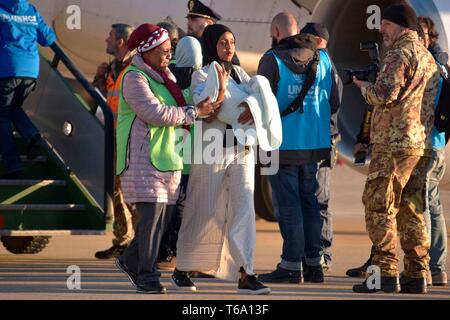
left=281, top=51, right=320, bottom=118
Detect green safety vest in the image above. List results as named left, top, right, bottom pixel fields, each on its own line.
left=182, top=88, right=193, bottom=105
left=181, top=88, right=194, bottom=175
left=116, top=65, right=184, bottom=175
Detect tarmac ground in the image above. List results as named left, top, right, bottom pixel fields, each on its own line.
left=1, top=164, right=449, bottom=300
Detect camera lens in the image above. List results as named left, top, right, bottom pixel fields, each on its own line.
left=339, top=69, right=354, bottom=85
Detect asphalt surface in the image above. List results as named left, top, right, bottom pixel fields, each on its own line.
left=1, top=165, right=449, bottom=300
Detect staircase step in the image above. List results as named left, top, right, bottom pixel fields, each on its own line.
left=0, top=180, right=66, bottom=187
left=0, top=204, right=86, bottom=211
left=0, top=156, right=50, bottom=180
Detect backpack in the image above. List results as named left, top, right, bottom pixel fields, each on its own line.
left=271, top=33, right=321, bottom=118
left=280, top=51, right=320, bottom=117
left=434, top=63, right=450, bottom=142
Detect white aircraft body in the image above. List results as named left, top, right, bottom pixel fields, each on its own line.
left=31, top=0, right=450, bottom=189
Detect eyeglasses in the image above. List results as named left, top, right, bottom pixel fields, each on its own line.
left=155, top=48, right=172, bottom=56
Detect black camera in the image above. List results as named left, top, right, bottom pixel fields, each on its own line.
left=340, top=42, right=381, bottom=166
left=340, top=42, right=380, bottom=85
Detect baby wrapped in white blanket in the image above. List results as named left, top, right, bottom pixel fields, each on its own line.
left=197, top=61, right=282, bottom=152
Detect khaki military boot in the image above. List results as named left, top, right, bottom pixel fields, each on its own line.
left=400, top=276, right=427, bottom=294
left=346, top=255, right=373, bottom=278
left=353, top=276, right=400, bottom=294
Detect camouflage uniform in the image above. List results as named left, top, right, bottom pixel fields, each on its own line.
left=360, top=31, right=440, bottom=278
left=112, top=176, right=136, bottom=246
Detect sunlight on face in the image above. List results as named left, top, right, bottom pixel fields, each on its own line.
left=142, top=39, right=172, bottom=71
left=216, top=32, right=235, bottom=62
left=380, top=19, right=404, bottom=48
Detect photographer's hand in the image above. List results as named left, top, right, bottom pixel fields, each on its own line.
left=353, top=77, right=369, bottom=90
left=353, top=143, right=368, bottom=157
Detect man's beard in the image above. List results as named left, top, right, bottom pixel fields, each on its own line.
left=106, top=45, right=117, bottom=55
left=381, top=33, right=393, bottom=48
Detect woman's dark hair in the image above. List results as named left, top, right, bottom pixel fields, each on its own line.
left=418, top=16, right=439, bottom=46
left=416, top=21, right=426, bottom=44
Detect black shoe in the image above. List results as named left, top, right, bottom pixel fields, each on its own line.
left=346, top=255, right=373, bottom=278
left=95, top=244, right=127, bottom=259
left=238, top=275, right=271, bottom=295
left=400, top=276, right=427, bottom=294
left=303, top=264, right=324, bottom=283
left=115, top=258, right=137, bottom=287
left=0, top=170, right=24, bottom=179
left=26, top=134, right=42, bottom=160
left=189, top=271, right=215, bottom=278
left=171, top=269, right=196, bottom=291
left=257, top=264, right=302, bottom=284
left=353, top=276, right=400, bottom=294
left=136, top=282, right=167, bottom=294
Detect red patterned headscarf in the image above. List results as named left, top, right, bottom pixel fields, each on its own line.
left=128, top=23, right=187, bottom=108
left=127, top=23, right=169, bottom=54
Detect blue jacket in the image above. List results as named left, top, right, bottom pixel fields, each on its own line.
left=432, top=75, right=446, bottom=150
left=273, top=50, right=333, bottom=151
left=0, top=0, right=56, bottom=78
left=258, top=34, right=340, bottom=165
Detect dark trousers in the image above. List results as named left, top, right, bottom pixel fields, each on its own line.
left=316, top=165, right=333, bottom=265
left=0, top=77, right=39, bottom=173
left=317, top=143, right=338, bottom=265
left=424, top=149, right=447, bottom=274
left=158, top=174, right=189, bottom=259
left=317, top=164, right=333, bottom=265
left=269, top=163, right=323, bottom=270
left=121, top=203, right=174, bottom=285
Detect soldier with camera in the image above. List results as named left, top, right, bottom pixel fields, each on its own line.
left=351, top=3, right=440, bottom=294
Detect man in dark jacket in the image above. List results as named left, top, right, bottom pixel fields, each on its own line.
left=300, top=23, right=343, bottom=272
left=0, top=0, right=55, bottom=178
left=257, top=13, right=340, bottom=284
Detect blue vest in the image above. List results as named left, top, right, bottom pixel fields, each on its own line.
left=272, top=49, right=333, bottom=150
left=432, top=76, right=446, bottom=150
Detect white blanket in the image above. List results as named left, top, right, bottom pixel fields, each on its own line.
left=198, top=61, right=282, bottom=151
